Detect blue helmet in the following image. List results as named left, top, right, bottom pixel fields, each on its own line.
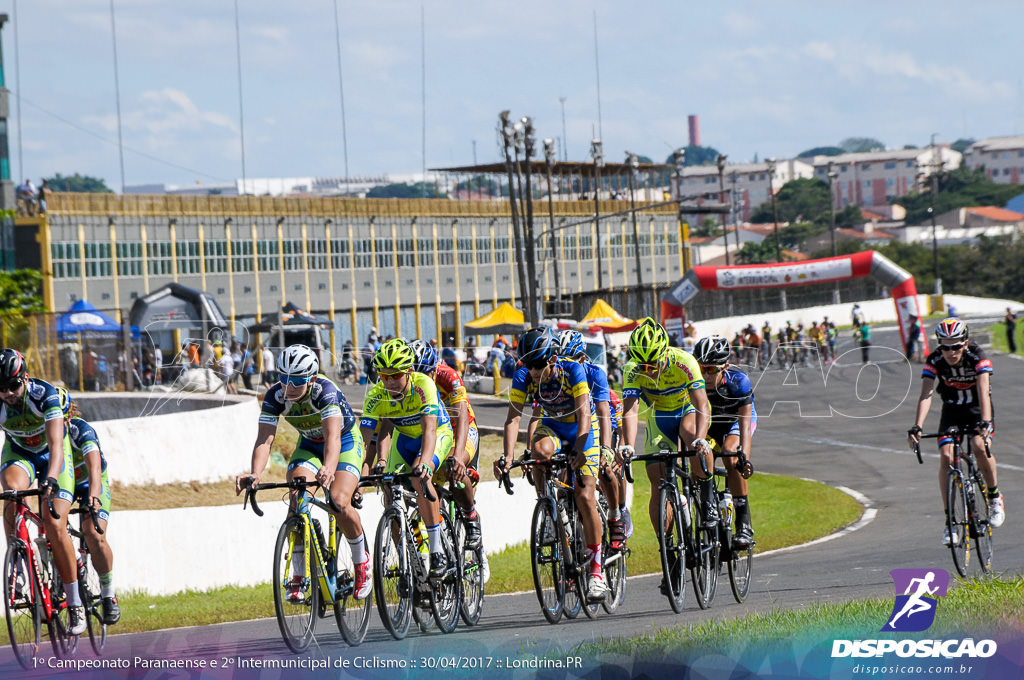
left=518, top=327, right=556, bottom=369
left=557, top=330, right=586, bottom=360
left=408, top=339, right=439, bottom=373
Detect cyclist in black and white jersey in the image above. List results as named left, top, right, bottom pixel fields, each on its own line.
left=907, top=318, right=1004, bottom=545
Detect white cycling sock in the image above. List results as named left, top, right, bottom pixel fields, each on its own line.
left=427, top=522, right=442, bottom=554
left=347, top=533, right=367, bottom=565
left=64, top=581, right=82, bottom=607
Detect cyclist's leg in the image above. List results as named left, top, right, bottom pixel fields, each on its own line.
left=679, top=406, right=717, bottom=526
left=41, top=435, right=78, bottom=590
left=643, top=408, right=679, bottom=531
left=1, top=440, right=34, bottom=536
left=450, top=426, right=480, bottom=514
left=970, top=431, right=998, bottom=492
left=389, top=428, right=452, bottom=558
left=283, top=442, right=323, bottom=591
left=936, top=408, right=969, bottom=513
left=77, top=470, right=114, bottom=575
left=329, top=427, right=366, bottom=540
left=530, top=425, right=560, bottom=494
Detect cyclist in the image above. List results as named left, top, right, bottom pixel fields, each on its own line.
left=57, top=387, right=120, bottom=625
left=693, top=337, right=757, bottom=547
left=0, top=349, right=87, bottom=635
left=408, top=339, right=485, bottom=552
left=234, top=345, right=372, bottom=600
left=360, top=339, right=454, bottom=580
left=493, top=326, right=608, bottom=601
left=907, top=318, right=1005, bottom=544
left=557, top=329, right=626, bottom=552
left=616, top=318, right=715, bottom=536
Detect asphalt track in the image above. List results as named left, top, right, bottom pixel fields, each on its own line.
left=2, top=324, right=1022, bottom=678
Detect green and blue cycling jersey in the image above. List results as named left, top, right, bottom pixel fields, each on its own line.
left=622, top=347, right=706, bottom=457
left=260, top=374, right=364, bottom=477
left=0, top=377, right=75, bottom=502
left=66, top=416, right=112, bottom=520
left=360, top=371, right=454, bottom=473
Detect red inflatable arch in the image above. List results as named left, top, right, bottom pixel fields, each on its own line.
left=661, top=250, right=928, bottom=354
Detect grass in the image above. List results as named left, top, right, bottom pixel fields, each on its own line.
left=573, top=576, right=1024, bottom=662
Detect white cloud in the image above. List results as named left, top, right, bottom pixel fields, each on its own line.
left=721, top=11, right=760, bottom=37
left=802, top=41, right=836, bottom=61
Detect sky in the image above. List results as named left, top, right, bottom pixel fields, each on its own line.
left=4, top=0, right=1022, bottom=192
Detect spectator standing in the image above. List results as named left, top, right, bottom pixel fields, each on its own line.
left=17, top=179, right=36, bottom=215
left=260, top=344, right=275, bottom=388
left=1005, top=308, right=1018, bottom=354
left=851, top=303, right=864, bottom=328
left=219, top=350, right=237, bottom=394
left=37, top=179, right=52, bottom=214
left=906, top=315, right=923, bottom=362
left=152, top=345, right=163, bottom=385
left=855, top=320, right=871, bottom=364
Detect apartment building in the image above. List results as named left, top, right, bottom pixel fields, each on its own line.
left=964, top=135, right=1024, bottom=184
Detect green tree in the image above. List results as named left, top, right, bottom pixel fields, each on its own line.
left=951, top=138, right=975, bottom=154
left=894, top=165, right=1022, bottom=225
left=797, top=146, right=844, bottom=158
left=735, top=239, right=781, bottom=264
left=749, top=178, right=831, bottom=225
left=0, top=270, right=46, bottom=320
left=839, top=137, right=885, bottom=153
left=663, top=144, right=723, bottom=167
left=44, top=173, right=113, bottom=193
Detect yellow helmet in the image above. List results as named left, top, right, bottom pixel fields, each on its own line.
left=628, top=317, right=669, bottom=364
left=56, top=386, right=71, bottom=417
left=373, top=338, right=415, bottom=373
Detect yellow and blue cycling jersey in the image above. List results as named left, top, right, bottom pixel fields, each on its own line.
left=261, top=374, right=363, bottom=477
left=510, top=359, right=590, bottom=423
left=66, top=416, right=112, bottom=520
left=362, top=371, right=454, bottom=473
left=622, top=347, right=705, bottom=412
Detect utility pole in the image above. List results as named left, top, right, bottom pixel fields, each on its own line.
left=717, top=155, right=729, bottom=266
left=766, top=157, right=782, bottom=263
left=929, top=134, right=943, bottom=296
left=626, top=152, right=645, bottom=304
left=498, top=111, right=530, bottom=318
left=827, top=160, right=840, bottom=303
left=522, top=117, right=539, bottom=326
left=544, top=139, right=562, bottom=311
left=591, top=139, right=604, bottom=290
left=559, top=96, right=568, bottom=161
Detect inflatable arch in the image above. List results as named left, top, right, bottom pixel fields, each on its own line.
left=661, top=250, right=928, bottom=354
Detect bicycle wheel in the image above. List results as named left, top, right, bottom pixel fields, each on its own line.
left=727, top=538, right=753, bottom=603
left=79, top=558, right=107, bottom=656
left=529, top=500, right=564, bottom=624
left=968, top=473, right=993, bottom=574
left=599, top=503, right=625, bottom=615
left=4, top=542, right=41, bottom=670
left=47, top=553, right=76, bottom=658
left=272, top=515, right=318, bottom=653
left=332, top=527, right=372, bottom=647
left=430, top=514, right=461, bottom=633
left=690, top=495, right=719, bottom=610
left=946, top=471, right=970, bottom=578
left=657, top=487, right=687, bottom=613
left=373, top=509, right=412, bottom=640
left=572, top=511, right=600, bottom=619
left=453, top=515, right=484, bottom=627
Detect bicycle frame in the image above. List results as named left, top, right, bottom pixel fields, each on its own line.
left=3, top=490, right=60, bottom=624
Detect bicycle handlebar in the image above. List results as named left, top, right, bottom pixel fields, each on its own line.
left=0, top=487, right=59, bottom=520
left=241, top=478, right=342, bottom=518
left=68, top=501, right=104, bottom=535
left=912, top=425, right=993, bottom=465
left=357, top=470, right=437, bottom=503
left=496, top=452, right=570, bottom=496
left=622, top=448, right=702, bottom=484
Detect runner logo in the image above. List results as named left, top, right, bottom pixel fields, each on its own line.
left=881, top=568, right=949, bottom=632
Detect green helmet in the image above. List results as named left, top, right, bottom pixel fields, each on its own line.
left=628, top=317, right=669, bottom=364
left=373, top=338, right=415, bottom=373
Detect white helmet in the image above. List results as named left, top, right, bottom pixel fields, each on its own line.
left=277, top=345, right=319, bottom=378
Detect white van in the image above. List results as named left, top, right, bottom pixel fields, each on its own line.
left=544, top=319, right=607, bottom=366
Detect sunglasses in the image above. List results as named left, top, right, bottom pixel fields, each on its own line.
left=638, top=362, right=662, bottom=372
left=378, top=371, right=407, bottom=381
left=939, top=343, right=965, bottom=352
left=699, top=364, right=727, bottom=374
left=524, top=360, right=550, bottom=371
left=0, top=380, right=22, bottom=393
left=279, top=374, right=312, bottom=387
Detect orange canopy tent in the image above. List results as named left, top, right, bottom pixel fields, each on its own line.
left=580, top=299, right=637, bottom=332
left=464, top=302, right=527, bottom=336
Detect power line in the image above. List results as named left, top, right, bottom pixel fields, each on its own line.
left=18, top=95, right=233, bottom=183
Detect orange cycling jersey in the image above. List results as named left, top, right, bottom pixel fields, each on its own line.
left=432, top=363, right=477, bottom=428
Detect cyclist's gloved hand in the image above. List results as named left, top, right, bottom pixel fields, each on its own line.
left=600, top=446, right=616, bottom=470
left=907, top=425, right=923, bottom=449
left=738, top=452, right=754, bottom=479
left=89, top=496, right=102, bottom=512
left=413, top=463, right=432, bottom=480
left=977, top=420, right=992, bottom=437
left=372, top=462, right=385, bottom=475
left=616, top=444, right=634, bottom=466
left=40, top=476, right=59, bottom=497
left=691, top=438, right=711, bottom=455
left=571, top=446, right=587, bottom=471
left=351, top=489, right=363, bottom=510
left=447, top=455, right=467, bottom=483
left=234, top=473, right=259, bottom=495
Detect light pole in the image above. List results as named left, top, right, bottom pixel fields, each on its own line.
left=717, top=155, right=729, bottom=265
left=626, top=151, right=644, bottom=299
left=591, top=139, right=604, bottom=290
left=929, top=136, right=943, bottom=296
left=766, top=157, right=782, bottom=262
left=544, top=139, right=561, bottom=310
left=729, top=171, right=742, bottom=257
left=522, top=117, right=540, bottom=325
left=827, top=161, right=840, bottom=303
left=559, top=96, right=568, bottom=161
left=673, top=149, right=687, bottom=272
left=498, top=111, right=530, bottom=317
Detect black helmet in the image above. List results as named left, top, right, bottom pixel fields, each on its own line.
left=693, top=336, right=731, bottom=366
left=518, top=327, right=556, bottom=369
left=0, top=349, right=27, bottom=385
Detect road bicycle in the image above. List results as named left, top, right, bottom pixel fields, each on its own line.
left=1, top=487, right=74, bottom=668
left=437, top=459, right=484, bottom=627
left=499, top=451, right=607, bottom=624
left=913, top=426, right=993, bottom=577
left=359, top=467, right=461, bottom=639
left=67, top=501, right=108, bottom=656
left=624, top=448, right=701, bottom=613
left=597, top=457, right=628, bottom=615
left=712, top=450, right=755, bottom=604
left=242, top=478, right=372, bottom=652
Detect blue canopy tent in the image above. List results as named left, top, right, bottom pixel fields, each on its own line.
left=57, top=300, right=140, bottom=338
left=57, top=300, right=140, bottom=391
